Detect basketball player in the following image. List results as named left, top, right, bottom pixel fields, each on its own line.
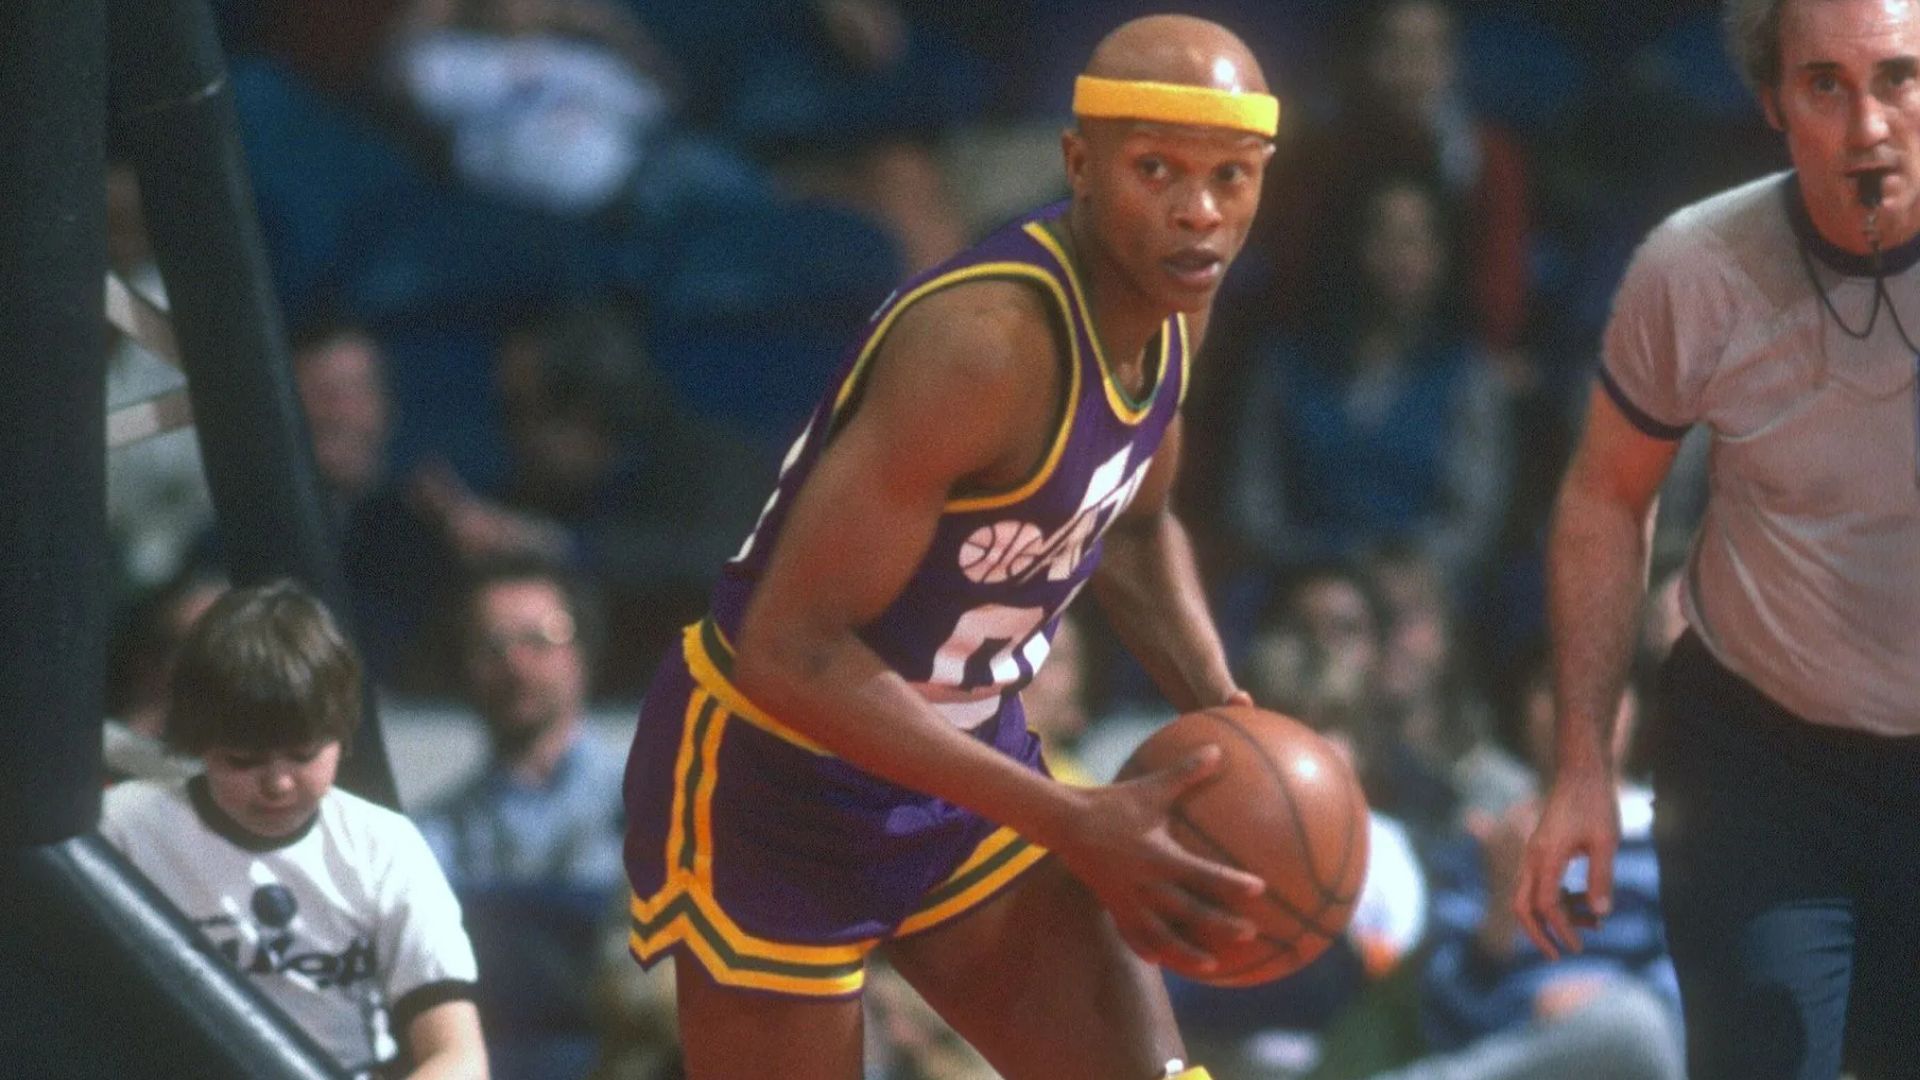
left=1516, top=1, right=1920, bottom=1077
left=621, top=15, right=1276, bottom=1080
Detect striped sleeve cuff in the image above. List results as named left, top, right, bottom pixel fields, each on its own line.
left=1598, top=366, right=1691, bottom=440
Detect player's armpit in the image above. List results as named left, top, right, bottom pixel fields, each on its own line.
left=727, top=278, right=1082, bottom=837
left=739, top=279, right=1064, bottom=647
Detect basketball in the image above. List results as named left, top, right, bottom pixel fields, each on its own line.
left=1119, top=704, right=1369, bottom=987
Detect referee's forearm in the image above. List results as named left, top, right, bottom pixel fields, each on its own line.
left=1544, top=483, right=1651, bottom=775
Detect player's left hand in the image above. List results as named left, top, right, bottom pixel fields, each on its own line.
left=1047, top=744, right=1267, bottom=973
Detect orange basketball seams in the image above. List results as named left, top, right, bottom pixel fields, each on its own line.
left=1121, top=705, right=1369, bottom=987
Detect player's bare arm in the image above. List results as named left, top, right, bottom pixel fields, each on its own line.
left=731, top=281, right=1265, bottom=967
left=732, top=279, right=1063, bottom=807
left=1091, top=415, right=1241, bottom=712
left=1516, top=385, right=1682, bottom=958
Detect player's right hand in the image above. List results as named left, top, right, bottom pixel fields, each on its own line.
left=1513, top=765, right=1620, bottom=961
left=1048, top=745, right=1267, bottom=973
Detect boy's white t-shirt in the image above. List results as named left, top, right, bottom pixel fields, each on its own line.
left=101, top=777, right=478, bottom=1076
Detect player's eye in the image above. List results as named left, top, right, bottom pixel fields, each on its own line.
left=1215, top=161, right=1249, bottom=184
left=1137, top=157, right=1169, bottom=181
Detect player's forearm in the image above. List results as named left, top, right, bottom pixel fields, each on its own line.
left=1544, top=482, right=1651, bottom=778
left=1091, top=511, right=1239, bottom=712
left=732, top=629, right=1082, bottom=846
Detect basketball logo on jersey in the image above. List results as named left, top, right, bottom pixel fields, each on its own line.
left=958, top=521, right=1047, bottom=583
left=953, top=446, right=1149, bottom=586
left=196, top=884, right=376, bottom=989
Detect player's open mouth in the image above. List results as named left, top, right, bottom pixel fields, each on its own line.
left=1163, top=249, right=1224, bottom=288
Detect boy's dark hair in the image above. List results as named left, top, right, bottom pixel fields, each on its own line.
left=164, top=580, right=363, bottom=755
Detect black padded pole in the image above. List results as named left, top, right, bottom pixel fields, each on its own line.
left=0, top=0, right=112, bottom=848
left=0, top=3, right=345, bottom=1075
left=107, top=0, right=398, bottom=807
left=1, top=837, right=349, bottom=1079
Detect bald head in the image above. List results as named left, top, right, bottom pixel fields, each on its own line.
left=1083, top=14, right=1268, bottom=96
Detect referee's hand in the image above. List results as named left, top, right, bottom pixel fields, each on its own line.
left=1513, top=767, right=1620, bottom=960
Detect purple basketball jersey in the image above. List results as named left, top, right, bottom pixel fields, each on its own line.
left=710, top=202, right=1190, bottom=737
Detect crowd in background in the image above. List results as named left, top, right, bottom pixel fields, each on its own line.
left=100, top=1, right=1789, bottom=1078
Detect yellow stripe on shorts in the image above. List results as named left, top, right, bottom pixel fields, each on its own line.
left=627, top=687, right=877, bottom=996
left=895, top=824, right=1051, bottom=937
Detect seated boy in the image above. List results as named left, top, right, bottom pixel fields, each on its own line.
left=100, top=580, right=489, bottom=1080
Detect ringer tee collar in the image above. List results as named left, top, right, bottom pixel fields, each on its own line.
left=188, top=774, right=319, bottom=853
left=1786, top=172, right=1920, bottom=277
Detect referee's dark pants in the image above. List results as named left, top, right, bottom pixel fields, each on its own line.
left=1650, top=632, right=1920, bottom=1080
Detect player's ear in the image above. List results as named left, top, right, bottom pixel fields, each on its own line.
left=1062, top=125, right=1093, bottom=198
left=1762, top=86, right=1785, bottom=132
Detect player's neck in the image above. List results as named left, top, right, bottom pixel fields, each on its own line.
left=1059, top=213, right=1171, bottom=384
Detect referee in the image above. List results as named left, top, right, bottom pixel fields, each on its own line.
left=1516, top=2, right=1920, bottom=1078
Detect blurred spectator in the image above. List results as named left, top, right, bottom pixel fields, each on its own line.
left=415, top=557, right=626, bottom=1080
left=417, top=557, right=623, bottom=890
left=390, top=0, right=670, bottom=216
left=102, top=568, right=228, bottom=783
left=386, top=0, right=772, bottom=227
left=1364, top=544, right=1505, bottom=828
left=1257, top=0, right=1533, bottom=362
left=1369, top=659, right=1681, bottom=1080
left=1245, top=561, right=1387, bottom=715
left=1245, top=560, right=1456, bottom=843
left=297, top=322, right=393, bottom=509
left=287, top=320, right=459, bottom=686
left=1228, top=172, right=1512, bottom=614
left=1019, top=612, right=1096, bottom=786
left=659, top=0, right=982, bottom=270
left=1175, top=590, right=1430, bottom=1079
left=407, top=300, right=767, bottom=694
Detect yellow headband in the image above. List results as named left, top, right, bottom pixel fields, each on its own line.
left=1073, top=75, right=1278, bottom=138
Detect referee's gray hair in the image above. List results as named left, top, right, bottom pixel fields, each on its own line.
left=1723, top=0, right=1791, bottom=96
left=1724, top=0, right=1919, bottom=96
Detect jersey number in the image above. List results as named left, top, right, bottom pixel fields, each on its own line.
left=928, top=604, right=1048, bottom=692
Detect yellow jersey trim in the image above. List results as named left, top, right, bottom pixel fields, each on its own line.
left=681, top=621, right=830, bottom=755
left=825, top=262, right=1081, bottom=515
left=1023, top=222, right=1171, bottom=425
left=1175, top=313, right=1191, bottom=407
